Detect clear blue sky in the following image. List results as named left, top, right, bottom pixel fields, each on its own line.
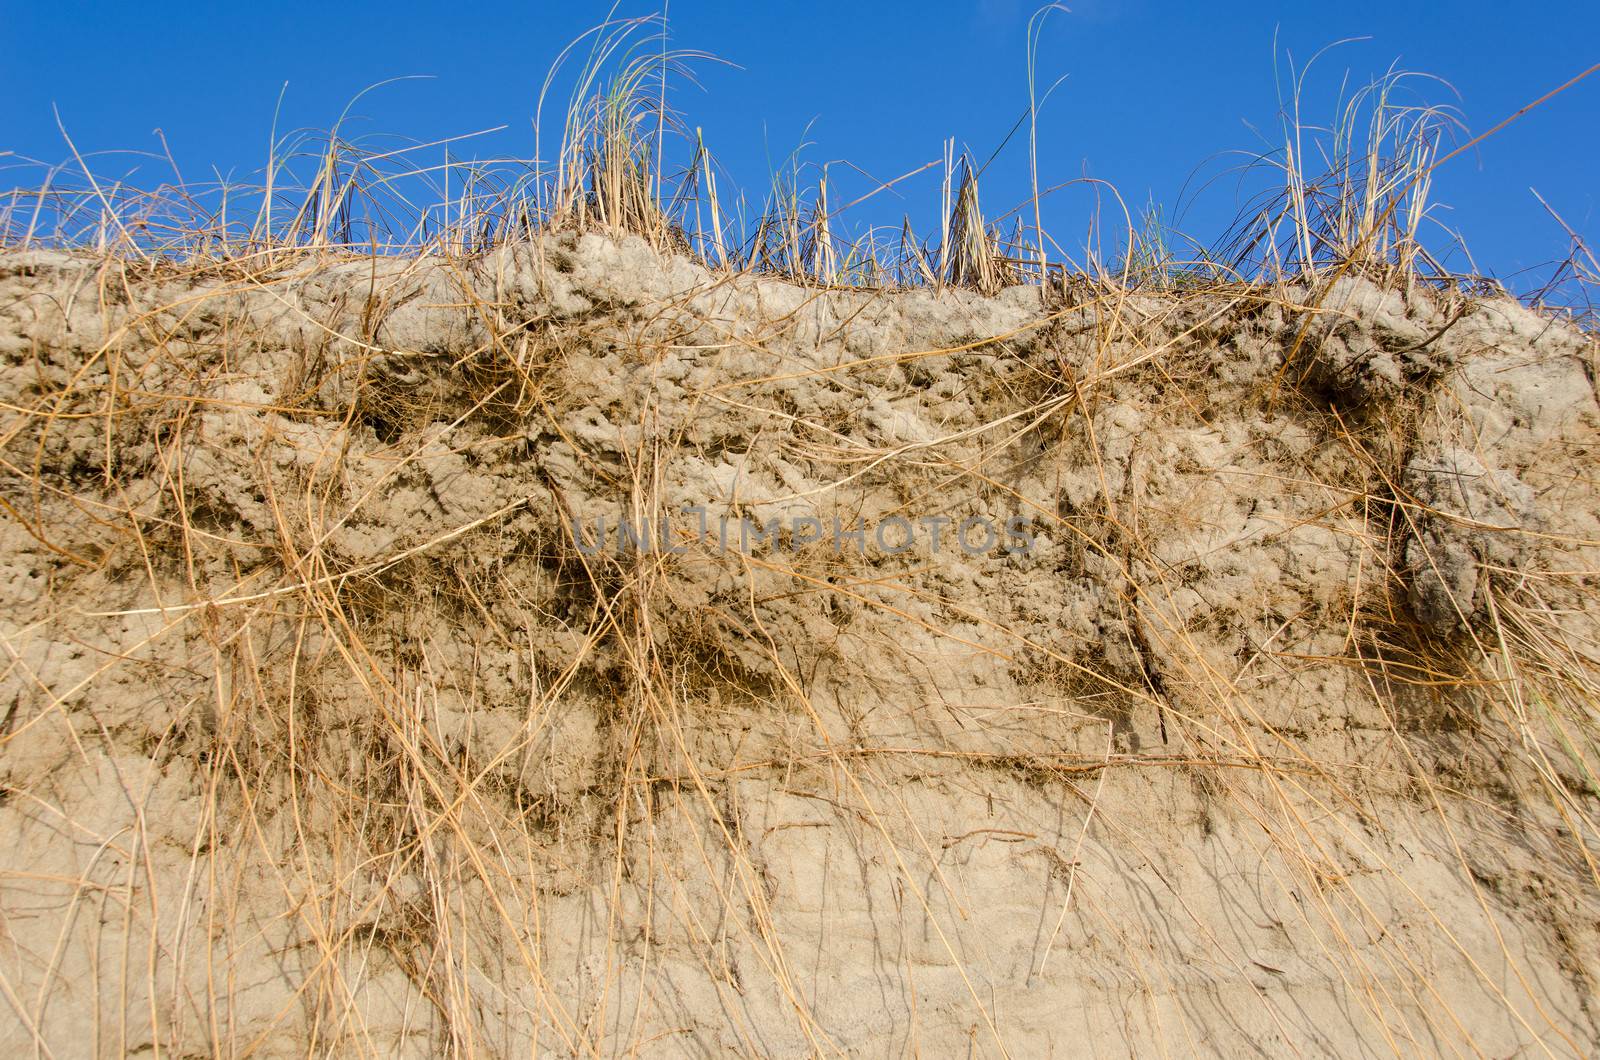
left=3, top=1, right=1597, bottom=292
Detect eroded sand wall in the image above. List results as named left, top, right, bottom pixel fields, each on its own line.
left=1, top=238, right=1597, bottom=1055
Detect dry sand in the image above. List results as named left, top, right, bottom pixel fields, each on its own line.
left=1, top=235, right=1598, bottom=1055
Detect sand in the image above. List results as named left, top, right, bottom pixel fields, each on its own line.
left=1, top=235, right=1597, bottom=1056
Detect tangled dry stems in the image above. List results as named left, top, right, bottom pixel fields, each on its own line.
left=2, top=23, right=1599, bottom=1058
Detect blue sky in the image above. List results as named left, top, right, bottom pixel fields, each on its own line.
left=4, top=1, right=1597, bottom=292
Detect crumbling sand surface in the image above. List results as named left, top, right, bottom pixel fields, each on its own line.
left=1, top=236, right=1598, bottom=1056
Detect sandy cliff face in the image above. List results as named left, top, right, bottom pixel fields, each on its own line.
left=1, top=236, right=1597, bottom=1056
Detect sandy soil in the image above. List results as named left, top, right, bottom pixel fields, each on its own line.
left=1, top=236, right=1598, bottom=1056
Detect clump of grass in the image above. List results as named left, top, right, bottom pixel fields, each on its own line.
left=941, top=152, right=1018, bottom=295
left=549, top=42, right=678, bottom=248
left=1213, top=57, right=1465, bottom=289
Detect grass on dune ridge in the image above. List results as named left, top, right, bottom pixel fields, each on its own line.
left=2, top=13, right=1595, bottom=319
